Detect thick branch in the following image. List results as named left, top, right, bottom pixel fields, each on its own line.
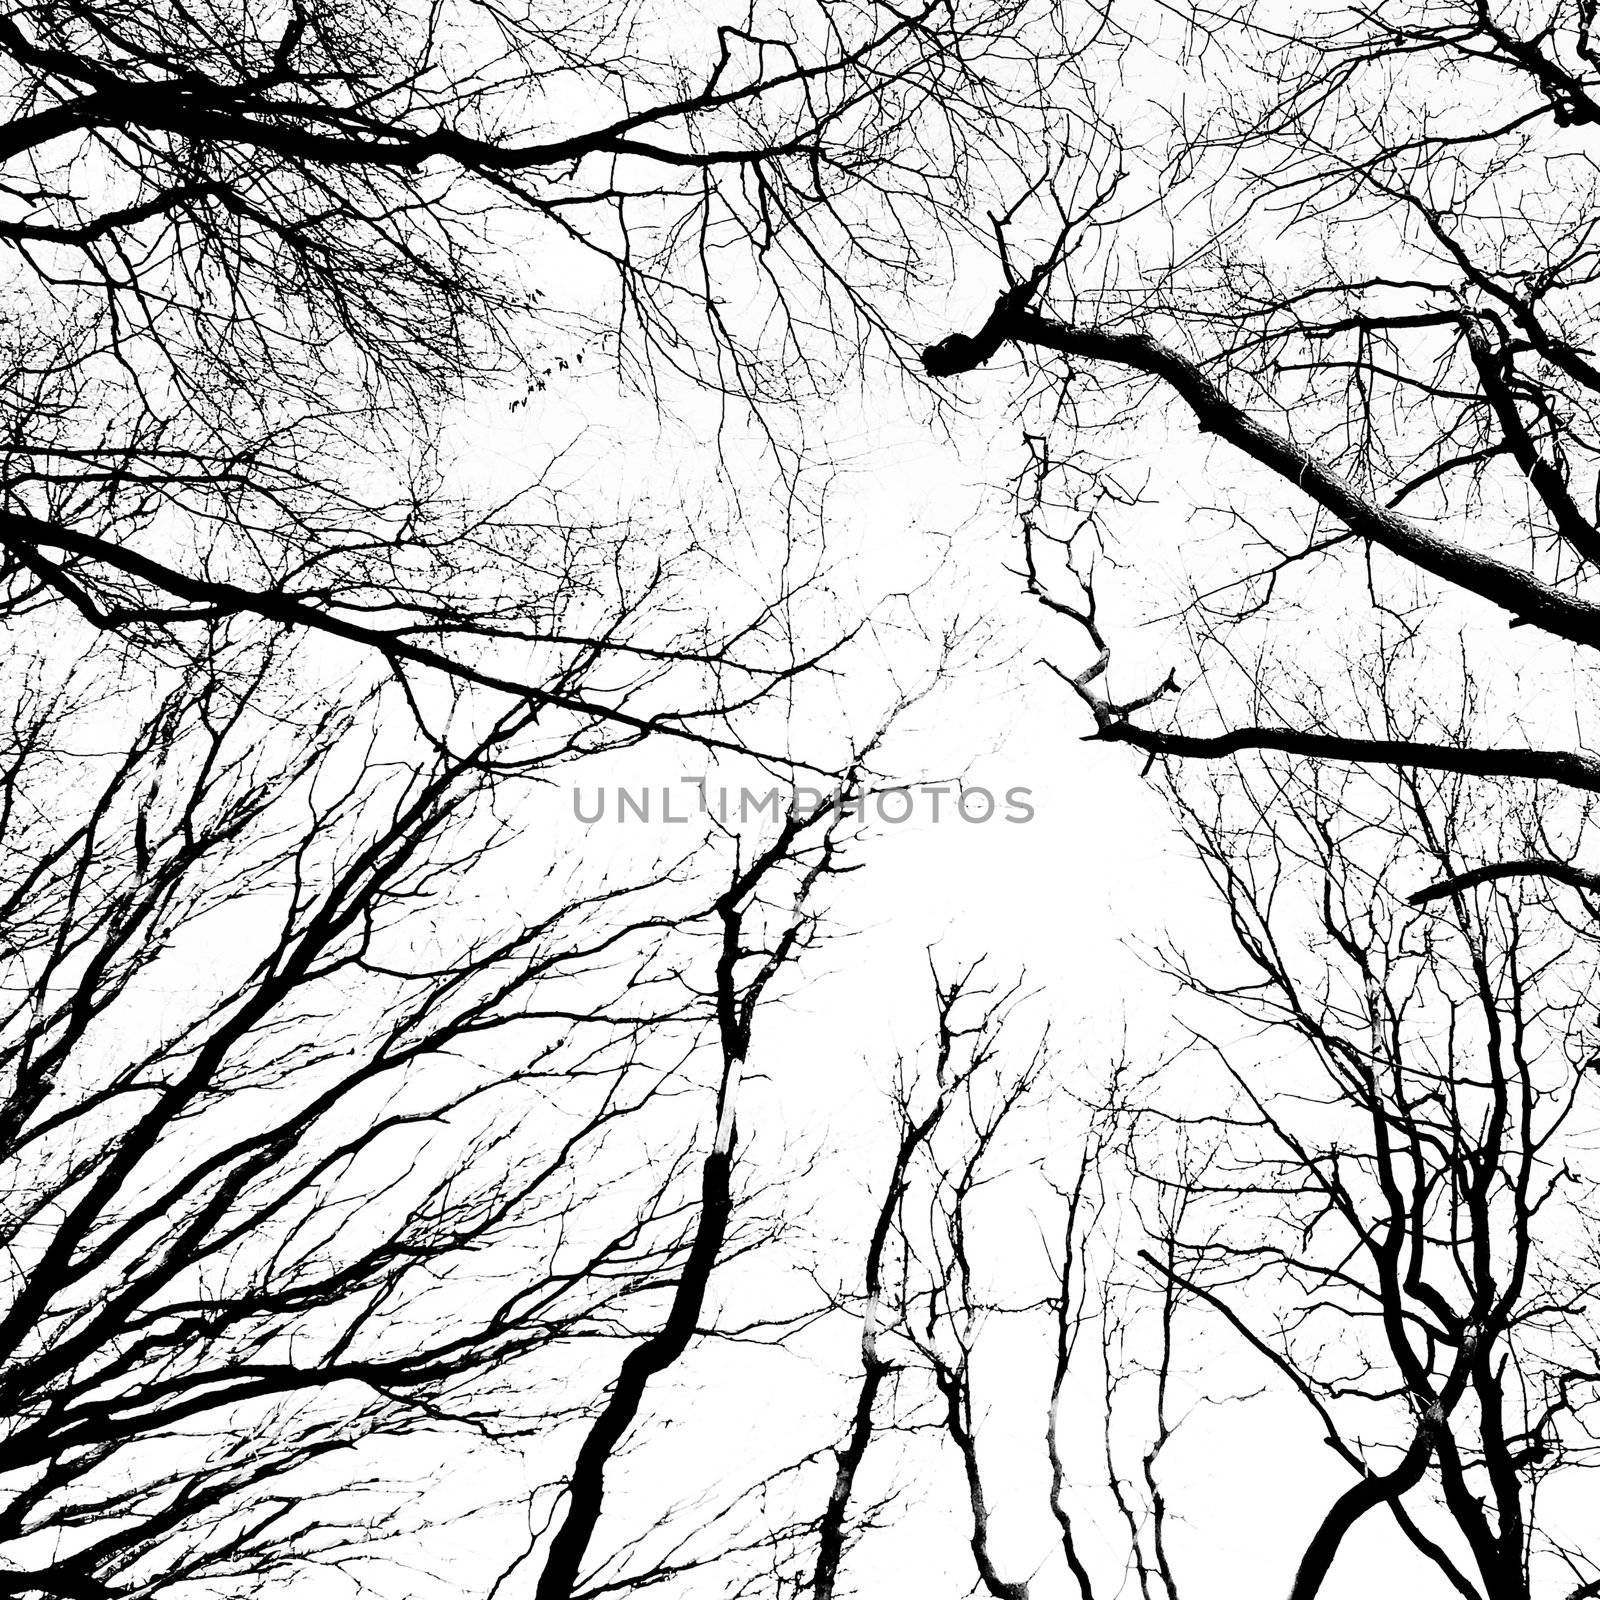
left=923, top=305, right=1600, bottom=652
left=1089, top=715, right=1600, bottom=793
left=1407, top=858, right=1600, bottom=906
left=1288, top=1428, right=1434, bottom=1600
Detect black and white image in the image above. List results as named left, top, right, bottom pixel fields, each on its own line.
left=0, top=4, right=1593, bottom=1598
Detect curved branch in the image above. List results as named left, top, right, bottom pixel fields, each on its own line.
left=923, top=304, right=1600, bottom=652
left=1407, top=858, right=1600, bottom=906
left=1288, top=1428, right=1434, bottom=1600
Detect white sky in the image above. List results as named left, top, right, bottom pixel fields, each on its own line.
left=11, top=4, right=1574, bottom=1593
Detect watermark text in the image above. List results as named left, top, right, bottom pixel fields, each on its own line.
left=571, top=779, right=1035, bottom=826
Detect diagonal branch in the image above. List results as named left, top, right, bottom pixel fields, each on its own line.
left=0, top=512, right=828, bottom=769
left=923, top=303, right=1600, bottom=652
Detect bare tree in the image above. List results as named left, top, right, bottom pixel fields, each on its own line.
left=799, top=966, right=1192, bottom=1600
left=0, top=0, right=1072, bottom=762
left=0, top=6, right=1077, bottom=1593
left=909, top=32, right=1600, bottom=1591
left=809, top=962, right=1036, bottom=1600
left=919, top=0, right=1600, bottom=891
left=530, top=802, right=850, bottom=1600
left=0, top=578, right=880, bottom=1599
left=1130, top=749, right=1600, bottom=1600
left=785, top=750, right=1600, bottom=1600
